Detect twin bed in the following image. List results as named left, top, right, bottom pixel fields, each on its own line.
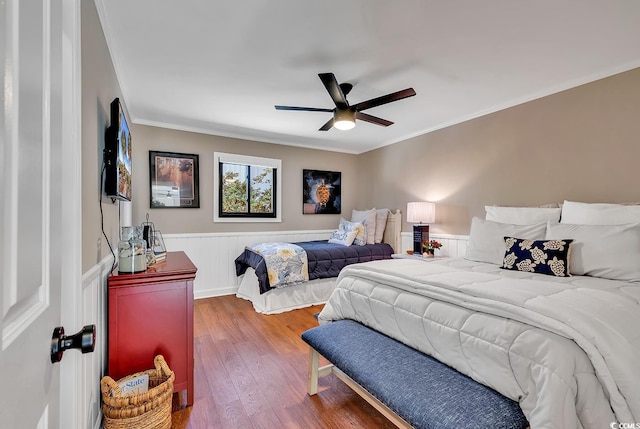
left=235, top=201, right=640, bottom=428
left=235, top=209, right=402, bottom=314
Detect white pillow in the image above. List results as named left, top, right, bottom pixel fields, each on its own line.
left=546, top=221, right=640, bottom=282
left=374, top=208, right=389, bottom=243
left=465, top=217, right=547, bottom=265
left=485, top=206, right=561, bottom=225
left=351, top=208, right=377, bottom=245
left=328, top=219, right=360, bottom=246
left=561, top=201, right=640, bottom=225
left=340, top=218, right=366, bottom=246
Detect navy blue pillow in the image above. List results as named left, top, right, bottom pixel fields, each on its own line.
left=502, top=237, right=573, bottom=277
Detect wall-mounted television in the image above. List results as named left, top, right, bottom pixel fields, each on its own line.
left=104, top=97, right=132, bottom=201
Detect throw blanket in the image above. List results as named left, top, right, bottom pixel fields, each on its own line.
left=245, top=242, right=309, bottom=288
left=235, top=240, right=394, bottom=294
left=318, top=258, right=640, bottom=429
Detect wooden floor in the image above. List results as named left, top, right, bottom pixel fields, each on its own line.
left=170, top=295, right=397, bottom=429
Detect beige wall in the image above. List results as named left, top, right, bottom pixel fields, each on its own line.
left=81, top=1, right=125, bottom=272
left=82, top=3, right=640, bottom=269
left=81, top=0, right=358, bottom=272
left=129, top=126, right=359, bottom=233
left=359, top=67, right=640, bottom=235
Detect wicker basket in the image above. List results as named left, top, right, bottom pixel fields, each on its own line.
left=101, top=355, right=175, bottom=429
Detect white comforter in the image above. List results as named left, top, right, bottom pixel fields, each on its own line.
left=318, top=258, right=640, bottom=429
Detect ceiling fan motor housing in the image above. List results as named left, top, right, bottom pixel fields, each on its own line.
left=339, top=82, right=353, bottom=97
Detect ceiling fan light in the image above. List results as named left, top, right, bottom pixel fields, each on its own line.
left=334, top=120, right=355, bottom=131
left=334, top=109, right=356, bottom=130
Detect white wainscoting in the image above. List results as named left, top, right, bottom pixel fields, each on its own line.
left=80, top=255, right=114, bottom=429
left=164, top=230, right=333, bottom=299
left=400, top=232, right=470, bottom=258
left=164, top=230, right=470, bottom=299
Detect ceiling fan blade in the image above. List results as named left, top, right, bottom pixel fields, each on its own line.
left=318, top=73, right=349, bottom=109
left=319, top=117, right=334, bottom=131
left=356, top=112, right=393, bottom=127
left=352, top=88, right=416, bottom=112
left=275, top=105, right=333, bottom=112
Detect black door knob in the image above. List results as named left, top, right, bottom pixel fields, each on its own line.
left=51, top=325, right=96, bottom=363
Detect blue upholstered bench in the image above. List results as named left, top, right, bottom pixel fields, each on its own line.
left=301, top=319, right=528, bottom=429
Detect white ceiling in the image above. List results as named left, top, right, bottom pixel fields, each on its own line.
left=95, top=0, right=640, bottom=154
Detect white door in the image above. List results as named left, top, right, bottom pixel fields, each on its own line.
left=1, top=0, right=83, bottom=428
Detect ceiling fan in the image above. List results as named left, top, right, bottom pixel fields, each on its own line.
left=275, top=73, right=416, bottom=131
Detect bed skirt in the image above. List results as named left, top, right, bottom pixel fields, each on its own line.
left=235, top=268, right=337, bottom=314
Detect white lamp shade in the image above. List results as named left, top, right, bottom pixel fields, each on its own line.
left=407, top=201, right=436, bottom=224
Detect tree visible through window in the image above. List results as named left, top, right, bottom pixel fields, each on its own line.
left=214, top=153, right=281, bottom=222
left=220, top=163, right=275, bottom=217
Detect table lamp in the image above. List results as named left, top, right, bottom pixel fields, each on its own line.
left=407, top=202, right=436, bottom=253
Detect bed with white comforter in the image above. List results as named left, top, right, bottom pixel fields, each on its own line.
left=318, top=255, right=639, bottom=428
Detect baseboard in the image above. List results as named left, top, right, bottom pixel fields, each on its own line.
left=194, top=287, right=237, bottom=300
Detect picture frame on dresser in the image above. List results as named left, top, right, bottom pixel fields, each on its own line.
left=149, top=150, right=200, bottom=208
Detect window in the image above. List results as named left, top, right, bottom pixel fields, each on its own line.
left=214, top=152, right=282, bottom=222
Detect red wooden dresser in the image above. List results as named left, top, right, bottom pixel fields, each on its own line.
left=108, top=251, right=197, bottom=406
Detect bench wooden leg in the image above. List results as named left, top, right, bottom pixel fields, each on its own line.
left=307, top=346, right=334, bottom=395
left=308, top=347, right=320, bottom=395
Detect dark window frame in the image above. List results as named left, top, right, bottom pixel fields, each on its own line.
left=213, top=152, right=282, bottom=223
left=218, top=162, right=277, bottom=219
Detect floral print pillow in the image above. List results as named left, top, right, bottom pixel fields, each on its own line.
left=328, top=219, right=365, bottom=246
left=502, top=237, right=573, bottom=277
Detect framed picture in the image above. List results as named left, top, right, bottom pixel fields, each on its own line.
left=149, top=151, right=200, bottom=208
left=303, top=169, right=341, bottom=214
